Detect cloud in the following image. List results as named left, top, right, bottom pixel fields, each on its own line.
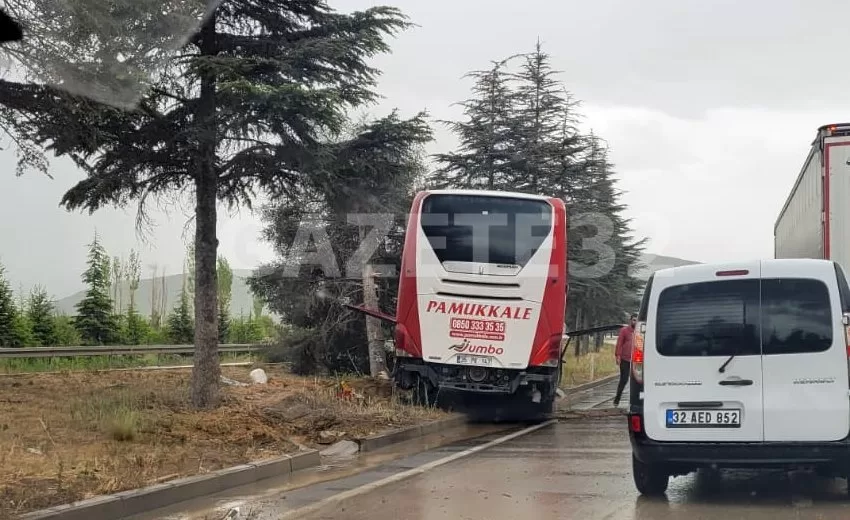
left=583, top=104, right=838, bottom=263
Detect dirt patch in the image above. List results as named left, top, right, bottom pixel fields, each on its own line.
left=0, top=366, right=446, bottom=517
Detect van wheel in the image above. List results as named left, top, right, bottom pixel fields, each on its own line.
left=633, top=455, right=669, bottom=496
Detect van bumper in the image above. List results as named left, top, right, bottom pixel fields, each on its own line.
left=630, top=432, right=850, bottom=470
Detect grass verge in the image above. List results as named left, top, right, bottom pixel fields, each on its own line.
left=0, top=366, right=446, bottom=517
left=560, top=340, right=618, bottom=388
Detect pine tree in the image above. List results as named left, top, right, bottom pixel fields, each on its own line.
left=432, top=58, right=518, bottom=190
left=250, top=112, right=431, bottom=375
left=75, top=233, right=118, bottom=345
left=0, top=264, right=16, bottom=347
left=435, top=43, right=645, bottom=348
left=28, top=285, right=57, bottom=347
left=0, top=0, right=414, bottom=408
left=10, top=307, right=35, bottom=347
left=510, top=41, right=575, bottom=194
left=167, top=271, right=194, bottom=344
left=217, top=256, right=232, bottom=343
left=124, top=250, right=146, bottom=344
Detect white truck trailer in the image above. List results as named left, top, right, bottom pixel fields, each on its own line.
left=775, top=124, right=850, bottom=275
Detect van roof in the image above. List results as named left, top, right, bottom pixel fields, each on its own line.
left=651, top=258, right=834, bottom=279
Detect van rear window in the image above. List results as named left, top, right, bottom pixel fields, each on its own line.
left=656, top=280, right=760, bottom=357
left=656, top=278, right=834, bottom=357
left=761, top=278, right=832, bottom=355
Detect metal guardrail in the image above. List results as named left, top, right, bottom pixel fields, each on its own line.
left=0, top=344, right=262, bottom=359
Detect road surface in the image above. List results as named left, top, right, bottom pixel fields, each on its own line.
left=140, top=380, right=850, bottom=519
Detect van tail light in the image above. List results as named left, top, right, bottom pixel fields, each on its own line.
left=631, top=322, right=645, bottom=384
left=629, top=414, right=643, bottom=433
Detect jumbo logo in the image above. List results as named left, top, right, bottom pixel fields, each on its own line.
left=449, top=339, right=505, bottom=355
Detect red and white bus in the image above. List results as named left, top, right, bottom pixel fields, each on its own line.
left=393, top=190, right=567, bottom=413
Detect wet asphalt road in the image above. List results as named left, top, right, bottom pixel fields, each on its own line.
left=291, top=416, right=850, bottom=520
left=137, top=380, right=850, bottom=520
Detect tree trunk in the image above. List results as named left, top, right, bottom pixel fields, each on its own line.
left=191, top=12, right=220, bottom=409
left=363, top=263, right=387, bottom=377
left=594, top=332, right=603, bottom=352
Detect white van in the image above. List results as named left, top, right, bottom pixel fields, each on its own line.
left=628, top=259, right=850, bottom=495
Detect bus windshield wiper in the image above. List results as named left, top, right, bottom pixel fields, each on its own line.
left=719, top=354, right=735, bottom=373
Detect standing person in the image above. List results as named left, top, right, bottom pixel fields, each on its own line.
left=613, top=314, right=637, bottom=407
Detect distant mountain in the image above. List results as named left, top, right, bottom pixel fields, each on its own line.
left=54, top=268, right=264, bottom=318
left=54, top=252, right=697, bottom=318
left=630, top=253, right=701, bottom=281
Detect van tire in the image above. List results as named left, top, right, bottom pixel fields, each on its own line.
left=632, top=455, right=669, bottom=496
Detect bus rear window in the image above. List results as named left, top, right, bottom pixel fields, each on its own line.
left=656, top=280, right=760, bottom=357
left=420, top=195, right=552, bottom=267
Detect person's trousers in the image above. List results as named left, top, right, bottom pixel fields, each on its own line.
left=614, top=360, right=631, bottom=403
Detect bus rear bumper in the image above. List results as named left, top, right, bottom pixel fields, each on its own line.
left=396, top=361, right=558, bottom=394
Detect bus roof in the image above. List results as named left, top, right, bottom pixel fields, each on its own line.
left=421, top=189, right=552, bottom=201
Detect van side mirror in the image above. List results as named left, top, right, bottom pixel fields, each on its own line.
left=843, top=314, right=850, bottom=326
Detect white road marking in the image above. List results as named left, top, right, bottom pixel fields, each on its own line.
left=277, top=419, right=558, bottom=519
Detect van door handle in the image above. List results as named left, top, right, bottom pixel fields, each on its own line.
left=719, top=379, right=753, bottom=386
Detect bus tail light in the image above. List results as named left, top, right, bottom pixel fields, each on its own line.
left=631, top=323, right=645, bottom=384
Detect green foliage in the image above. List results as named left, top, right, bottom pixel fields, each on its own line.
left=10, top=308, right=35, bottom=348
left=75, top=233, right=119, bottom=345
left=144, top=325, right=169, bottom=345
left=217, top=256, right=232, bottom=342
left=27, top=286, right=58, bottom=347
left=434, top=42, right=645, bottom=338
left=432, top=58, right=517, bottom=190
left=0, top=264, right=17, bottom=347
left=54, top=314, right=82, bottom=346
left=250, top=112, right=432, bottom=374
left=263, top=325, right=322, bottom=374
left=167, top=286, right=194, bottom=344
left=0, top=0, right=419, bottom=406
left=125, top=307, right=150, bottom=345
left=227, top=313, right=266, bottom=343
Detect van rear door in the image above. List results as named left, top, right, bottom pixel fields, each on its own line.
left=643, top=263, right=764, bottom=442
left=760, top=260, right=850, bottom=442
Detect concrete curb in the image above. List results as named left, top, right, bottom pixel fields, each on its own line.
left=357, top=415, right=468, bottom=452
left=20, top=450, right=321, bottom=520
left=21, top=375, right=617, bottom=519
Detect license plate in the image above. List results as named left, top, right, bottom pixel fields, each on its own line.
left=456, top=354, right=492, bottom=366
left=666, top=409, right=741, bottom=428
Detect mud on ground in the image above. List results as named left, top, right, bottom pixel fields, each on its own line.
left=0, top=366, right=446, bottom=517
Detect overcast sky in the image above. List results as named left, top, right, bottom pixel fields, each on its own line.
left=1, top=0, right=847, bottom=298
